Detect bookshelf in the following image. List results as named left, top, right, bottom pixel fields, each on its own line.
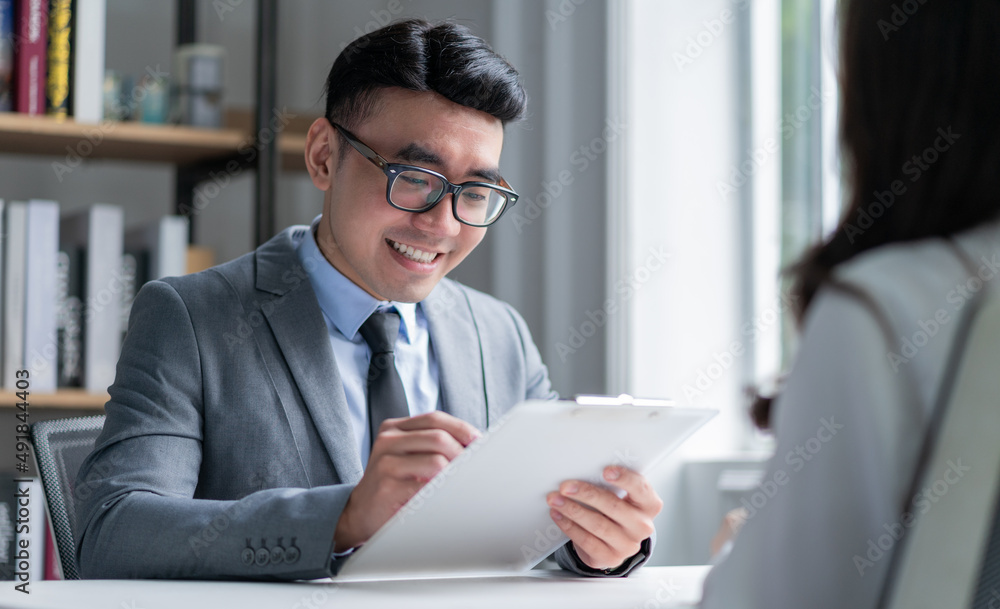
left=0, top=390, right=109, bottom=410
left=0, top=1, right=305, bottom=411
left=0, top=113, right=308, bottom=171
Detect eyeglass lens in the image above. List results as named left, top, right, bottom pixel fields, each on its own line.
left=390, top=169, right=509, bottom=226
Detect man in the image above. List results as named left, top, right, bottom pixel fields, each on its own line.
left=76, top=19, right=661, bottom=580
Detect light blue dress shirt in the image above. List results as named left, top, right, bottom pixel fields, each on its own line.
left=295, top=218, right=441, bottom=465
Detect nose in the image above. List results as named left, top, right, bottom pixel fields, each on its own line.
left=412, top=194, right=463, bottom=237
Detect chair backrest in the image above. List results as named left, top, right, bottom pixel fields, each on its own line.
left=29, top=415, right=106, bottom=581
left=883, top=295, right=1000, bottom=609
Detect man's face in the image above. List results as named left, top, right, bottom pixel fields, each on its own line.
left=310, top=88, right=504, bottom=303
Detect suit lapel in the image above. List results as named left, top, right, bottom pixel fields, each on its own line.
left=256, top=230, right=364, bottom=484
left=423, top=281, right=489, bottom=431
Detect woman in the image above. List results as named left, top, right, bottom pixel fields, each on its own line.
left=700, top=0, right=1000, bottom=607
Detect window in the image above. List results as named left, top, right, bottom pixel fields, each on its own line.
left=614, top=0, right=840, bottom=456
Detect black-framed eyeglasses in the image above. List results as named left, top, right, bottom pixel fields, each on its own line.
left=330, top=121, right=519, bottom=227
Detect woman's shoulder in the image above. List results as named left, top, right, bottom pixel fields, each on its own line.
left=831, top=219, right=1000, bottom=317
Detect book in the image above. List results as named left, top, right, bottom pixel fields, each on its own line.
left=123, top=216, right=187, bottom=331
left=23, top=199, right=59, bottom=392
left=3, top=202, right=28, bottom=390
left=13, top=0, right=47, bottom=115
left=0, top=0, right=13, bottom=112
left=60, top=204, right=123, bottom=393
left=0, top=199, right=4, bottom=383
left=125, top=215, right=189, bottom=281
left=44, top=0, right=70, bottom=118
left=0, top=474, right=16, bottom=580
left=71, top=0, right=104, bottom=122
left=119, top=251, right=140, bottom=340
left=55, top=248, right=83, bottom=387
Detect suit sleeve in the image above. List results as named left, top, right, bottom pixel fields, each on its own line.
left=75, top=280, right=353, bottom=580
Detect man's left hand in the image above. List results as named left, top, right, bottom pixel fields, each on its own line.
left=546, top=466, right=662, bottom=571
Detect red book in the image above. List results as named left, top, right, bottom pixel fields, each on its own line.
left=14, top=0, right=46, bottom=114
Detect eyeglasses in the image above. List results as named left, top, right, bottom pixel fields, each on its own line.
left=330, top=121, right=519, bottom=227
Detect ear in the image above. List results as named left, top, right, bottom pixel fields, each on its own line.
left=305, top=117, right=337, bottom=191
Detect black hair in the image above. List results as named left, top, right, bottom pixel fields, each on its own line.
left=324, top=18, right=527, bottom=137
left=754, top=0, right=1000, bottom=429
left=790, top=0, right=1000, bottom=320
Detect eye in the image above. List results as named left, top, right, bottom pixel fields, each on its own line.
left=461, top=191, right=487, bottom=203
left=400, top=174, right=430, bottom=187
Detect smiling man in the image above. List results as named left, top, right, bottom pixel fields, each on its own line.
left=75, top=19, right=660, bottom=580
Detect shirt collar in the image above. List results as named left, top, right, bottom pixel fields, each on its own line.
left=296, top=216, right=417, bottom=343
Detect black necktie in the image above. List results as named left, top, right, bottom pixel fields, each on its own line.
left=359, top=309, right=410, bottom=448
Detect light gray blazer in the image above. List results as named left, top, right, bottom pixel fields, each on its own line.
left=75, top=226, right=581, bottom=580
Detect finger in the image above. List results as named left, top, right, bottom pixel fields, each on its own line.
left=547, top=492, right=635, bottom=554
left=555, top=481, right=655, bottom=543
left=385, top=411, right=482, bottom=446
left=371, top=453, right=452, bottom=483
left=373, top=427, right=469, bottom=460
left=600, top=467, right=664, bottom=514
left=548, top=508, right=629, bottom=571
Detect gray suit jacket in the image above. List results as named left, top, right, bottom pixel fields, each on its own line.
left=76, top=226, right=647, bottom=580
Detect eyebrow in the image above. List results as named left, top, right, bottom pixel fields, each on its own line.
left=394, top=143, right=503, bottom=184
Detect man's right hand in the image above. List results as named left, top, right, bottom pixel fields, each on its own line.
left=333, top=411, right=482, bottom=552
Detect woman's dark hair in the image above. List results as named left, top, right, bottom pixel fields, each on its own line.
left=790, top=0, right=1000, bottom=320
left=754, top=0, right=1000, bottom=429
left=324, top=19, right=527, bottom=134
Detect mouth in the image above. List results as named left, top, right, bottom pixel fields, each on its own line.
left=387, top=239, right=441, bottom=265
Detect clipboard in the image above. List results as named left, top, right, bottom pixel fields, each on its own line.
left=334, top=396, right=717, bottom=581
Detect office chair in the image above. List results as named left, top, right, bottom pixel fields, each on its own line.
left=881, top=294, right=1000, bottom=609
left=29, top=414, right=106, bottom=581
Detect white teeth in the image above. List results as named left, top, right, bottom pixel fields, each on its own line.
left=391, top=240, right=436, bottom=263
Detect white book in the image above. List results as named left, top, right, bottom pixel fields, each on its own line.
left=23, top=199, right=60, bottom=392
left=125, top=215, right=189, bottom=280
left=61, top=204, right=123, bottom=393
left=72, top=0, right=106, bottom=123
left=0, top=199, right=5, bottom=380
left=3, top=202, right=27, bottom=390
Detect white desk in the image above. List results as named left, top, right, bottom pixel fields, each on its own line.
left=0, top=565, right=709, bottom=609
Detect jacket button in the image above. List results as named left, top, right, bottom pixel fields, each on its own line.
left=255, top=547, right=270, bottom=567
left=270, top=542, right=285, bottom=564
left=285, top=537, right=301, bottom=564
left=241, top=548, right=255, bottom=566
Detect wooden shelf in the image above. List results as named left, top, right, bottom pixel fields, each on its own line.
left=0, top=112, right=250, bottom=165
left=280, top=133, right=306, bottom=171
left=0, top=389, right=108, bottom=410
left=0, top=112, right=309, bottom=171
